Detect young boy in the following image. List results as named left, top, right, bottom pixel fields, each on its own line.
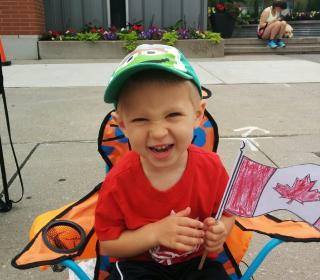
left=95, top=44, right=235, bottom=279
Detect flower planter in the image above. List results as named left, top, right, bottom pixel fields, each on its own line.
left=210, top=13, right=236, bottom=38
left=38, top=39, right=224, bottom=59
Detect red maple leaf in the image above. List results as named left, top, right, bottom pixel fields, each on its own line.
left=274, top=174, right=320, bottom=204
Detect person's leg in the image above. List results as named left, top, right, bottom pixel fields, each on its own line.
left=278, top=21, right=287, bottom=39
left=262, top=22, right=281, bottom=48
left=107, top=261, right=172, bottom=280
left=276, top=21, right=287, bottom=48
left=262, top=21, right=280, bottom=40
left=177, top=257, right=231, bottom=280
left=269, top=21, right=282, bottom=40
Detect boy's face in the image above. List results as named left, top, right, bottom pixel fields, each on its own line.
left=113, top=82, right=205, bottom=172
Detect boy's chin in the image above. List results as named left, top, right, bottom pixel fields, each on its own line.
left=142, top=152, right=186, bottom=170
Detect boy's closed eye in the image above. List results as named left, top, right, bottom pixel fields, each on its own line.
left=166, top=112, right=183, bottom=118
left=131, top=117, right=149, bottom=123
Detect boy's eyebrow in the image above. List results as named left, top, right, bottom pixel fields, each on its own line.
left=165, top=105, right=188, bottom=112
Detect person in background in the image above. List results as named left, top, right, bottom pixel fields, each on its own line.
left=257, top=0, right=288, bottom=48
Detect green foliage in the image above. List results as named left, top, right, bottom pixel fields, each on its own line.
left=43, top=18, right=224, bottom=48
left=204, top=31, right=222, bottom=44
left=237, top=10, right=259, bottom=25
left=118, top=31, right=139, bottom=52
left=208, top=1, right=244, bottom=19
left=161, top=31, right=178, bottom=46
left=167, top=19, right=186, bottom=31
left=76, top=32, right=101, bottom=41
left=63, top=33, right=77, bottom=41
left=237, top=12, right=252, bottom=25
left=174, top=19, right=185, bottom=29
left=310, top=0, right=320, bottom=11
left=293, top=0, right=320, bottom=12
left=209, top=0, right=247, bottom=4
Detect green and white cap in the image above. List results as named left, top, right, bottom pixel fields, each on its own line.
left=104, top=44, right=202, bottom=104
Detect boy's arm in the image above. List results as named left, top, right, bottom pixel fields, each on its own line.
left=100, top=207, right=205, bottom=258
left=99, top=222, right=158, bottom=258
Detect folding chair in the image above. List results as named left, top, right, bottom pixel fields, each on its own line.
left=11, top=88, right=320, bottom=279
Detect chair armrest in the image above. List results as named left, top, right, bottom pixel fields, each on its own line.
left=61, top=259, right=90, bottom=280
left=240, top=238, right=283, bottom=280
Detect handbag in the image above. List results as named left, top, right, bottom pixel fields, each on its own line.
left=256, top=23, right=268, bottom=39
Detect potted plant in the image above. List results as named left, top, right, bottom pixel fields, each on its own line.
left=209, top=0, right=242, bottom=38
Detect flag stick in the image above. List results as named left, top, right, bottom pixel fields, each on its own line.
left=198, top=141, right=246, bottom=270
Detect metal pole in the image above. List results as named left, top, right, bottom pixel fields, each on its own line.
left=0, top=54, right=12, bottom=211
left=0, top=136, right=12, bottom=211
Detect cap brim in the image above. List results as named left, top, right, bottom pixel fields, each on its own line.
left=104, top=63, right=194, bottom=104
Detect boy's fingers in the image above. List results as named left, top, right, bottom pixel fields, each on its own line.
left=205, top=239, right=222, bottom=248
left=177, top=235, right=204, bottom=247
left=211, top=222, right=225, bottom=234
left=175, top=242, right=200, bottom=252
left=179, top=217, right=204, bottom=229
left=175, top=207, right=191, bottom=217
left=204, top=243, right=224, bottom=253
left=203, top=217, right=216, bottom=227
left=205, top=230, right=223, bottom=242
left=203, top=217, right=211, bottom=224
left=177, top=225, right=204, bottom=238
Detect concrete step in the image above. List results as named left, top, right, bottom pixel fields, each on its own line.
left=233, top=20, right=320, bottom=38
left=225, top=45, right=320, bottom=54
left=224, top=37, right=320, bottom=46
left=233, top=32, right=320, bottom=38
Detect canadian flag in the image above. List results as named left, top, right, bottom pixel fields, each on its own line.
left=217, top=150, right=320, bottom=231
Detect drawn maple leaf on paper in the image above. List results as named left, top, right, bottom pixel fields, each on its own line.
left=274, top=175, right=320, bottom=204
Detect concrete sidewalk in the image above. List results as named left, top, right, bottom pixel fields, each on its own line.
left=3, top=55, right=320, bottom=88
left=1, top=54, right=320, bottom=280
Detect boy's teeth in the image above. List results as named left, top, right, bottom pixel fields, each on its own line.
left=151, top=144, right=172, bottom=152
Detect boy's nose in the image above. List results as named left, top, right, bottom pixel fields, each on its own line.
left=149, top=124, right=168, bottom=139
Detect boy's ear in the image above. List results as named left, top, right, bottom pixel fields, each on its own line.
left=111, top=111, right=127, bottom=136
left=194, top=100, right=206, bottom=127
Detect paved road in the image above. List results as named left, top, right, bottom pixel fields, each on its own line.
left=1, top=54, right=319, bottom=279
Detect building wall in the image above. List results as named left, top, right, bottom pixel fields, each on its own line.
left=0, top=0, right=45, bottom=35
left=44, top=0, right=208, bottom=32
left=129, top=0, right=207, bottom=30
left=0, top=0, right=45, bottom=60
left=44, top=0, right=110, bottom=32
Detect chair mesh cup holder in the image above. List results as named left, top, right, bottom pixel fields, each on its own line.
left=42, top=220, right=86, bottom=254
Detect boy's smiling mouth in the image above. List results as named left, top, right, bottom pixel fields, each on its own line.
left=149, top=144, right=174, bottom=153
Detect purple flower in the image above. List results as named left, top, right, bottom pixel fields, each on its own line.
left=138, top=31, right=152, bottom=40
left=103, top=31, right=117, bottom=40
left=177, top=28, right=190, bottom=39
left=147, top=27, right=163, bottom=40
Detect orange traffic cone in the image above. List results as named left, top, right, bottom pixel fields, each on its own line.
left=0, top=37, right=11, bottom=66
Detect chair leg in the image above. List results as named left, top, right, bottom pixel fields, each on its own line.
left=240, top=238, right=283, bottom=280
left=61, top=259, right=91, bottom=280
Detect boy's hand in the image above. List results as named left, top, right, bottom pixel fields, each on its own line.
left=203, top=217, right=227, bottom=253
left=152, top=207, right=204, bottom=252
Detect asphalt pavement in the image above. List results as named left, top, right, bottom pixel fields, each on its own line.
left=1, top=53, right=320, bottom=279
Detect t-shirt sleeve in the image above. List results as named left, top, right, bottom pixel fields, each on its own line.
left=95, top=177, right=125, bottom=241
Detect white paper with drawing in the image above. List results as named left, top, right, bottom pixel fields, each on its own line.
left=216, top=142, right=320, bottom=231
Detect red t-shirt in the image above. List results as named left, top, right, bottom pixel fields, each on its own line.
left=95, top=144, right=229, bottom=265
